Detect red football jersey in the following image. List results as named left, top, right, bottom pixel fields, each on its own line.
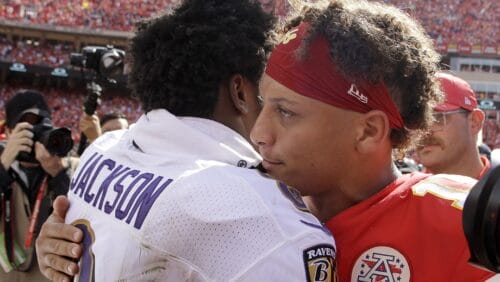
left=326, top=172, right=495, bottom=282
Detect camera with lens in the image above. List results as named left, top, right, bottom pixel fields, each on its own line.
left=70, top=46, right=125, bottom=81
left=463, top=165, right=500, bottom=272
left=70, top=45, right=125, bottom=155
left=16, top=115, right=74, bottom=163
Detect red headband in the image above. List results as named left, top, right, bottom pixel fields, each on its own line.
left=265, top=22, right=404, bottom=129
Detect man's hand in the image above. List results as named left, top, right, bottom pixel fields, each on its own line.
left=79, top=114, right=101, bottom=143
left=34, top=142, right=66, bottom=177
left=36, top=196, right=83, bottom=282
left=0, top=122, right=33, bottom=169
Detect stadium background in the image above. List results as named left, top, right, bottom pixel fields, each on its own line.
left=0, top=0, right=498, bottom=148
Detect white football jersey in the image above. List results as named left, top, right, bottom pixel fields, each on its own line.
left=66, top=109, right=336, bottom=281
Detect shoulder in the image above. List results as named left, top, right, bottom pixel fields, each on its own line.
left=140, top=165, right=333, bottom=274
left=410, top=173, right=476, bottom=210
left=172, top=165, right=323, bottom=231
left=397, top=173, right=476, bottom=238
left=152, top=165, right=285, bottom=225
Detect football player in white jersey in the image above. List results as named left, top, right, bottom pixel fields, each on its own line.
left=35, top=0, right=336, bottom=281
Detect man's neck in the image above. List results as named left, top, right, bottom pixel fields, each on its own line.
left=304, top=157, right=400, bottom=222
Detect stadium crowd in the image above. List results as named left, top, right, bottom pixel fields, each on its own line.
left=0, top=36, right=72, bottom=67
left=0, top=0, right=178, bottom=31
left=0, top=0, right=497, bottom=68
left=0, top=85, right=142, bottom=142
left=386, top=0, right=497, bottom=46
left=0, top=0, right=496, bottom=45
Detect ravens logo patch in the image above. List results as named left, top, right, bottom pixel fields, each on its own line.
left=303, top=244, right=337, bottom=282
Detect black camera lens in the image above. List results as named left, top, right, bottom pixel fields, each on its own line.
left=40, top=128, right=74, bottom=157
left=463, top=165, right=500, bottom=272
left=16, top=118, right=74, bottom=163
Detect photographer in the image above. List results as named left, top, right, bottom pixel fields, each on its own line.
left=0, top=90, right=78, bottom=281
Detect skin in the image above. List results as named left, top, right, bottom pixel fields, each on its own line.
left=1, top=122, right=34, bottom=170
left=416, top=109, right=485, bottom=179
left=79, top=115, right=101, bottom=142
left=35, top=74, right=262, bottom=282
left=251, top=74, right=399, bottom=222
left=2, top=122, right=66, bottom=177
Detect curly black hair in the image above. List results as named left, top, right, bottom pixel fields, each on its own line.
left=287, top=0, right=442, bottom=149
left=128, top=0, right=276, bottom=118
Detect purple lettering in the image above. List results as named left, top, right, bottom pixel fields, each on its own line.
left=70, top=152, right=99, bottom=191
left=127, top=177, right=173, bottom=229
left=104, top=170, right=139, bottom=214
left=93, top=164, right=129, bottom=210
left=84, top=159, right=115, bottom=203
left=73, top=155, right=103, bottom=198
left=115, top=173, right=154, bottom=220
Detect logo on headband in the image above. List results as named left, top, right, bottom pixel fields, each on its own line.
left=464, top=97, right=471, bottom=106
left=347, top=84, right=368, bottom=104
left=280, top=28, right=299, bottom=45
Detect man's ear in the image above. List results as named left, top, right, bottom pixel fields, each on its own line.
left=355, top=110, right=390, bottom=154
left=469, top=109, right=485, bottom=135
left=227, top=74, right=249, bottom=115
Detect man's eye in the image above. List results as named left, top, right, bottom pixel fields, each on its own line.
left=277, top=106, right=294, bottom=118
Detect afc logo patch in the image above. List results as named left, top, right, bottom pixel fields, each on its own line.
left=303, top=244, right=337, bottom=282
left=351, top=246, right=410, bottom=282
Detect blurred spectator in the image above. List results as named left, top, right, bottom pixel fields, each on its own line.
left=482, top=110, right=499, bottom=149
left=416, top=72, right=488, bottom=179
left=394, top=157, right=423, bottom=174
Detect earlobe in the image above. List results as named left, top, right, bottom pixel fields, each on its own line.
left=356, top=111, right=390, bottom=154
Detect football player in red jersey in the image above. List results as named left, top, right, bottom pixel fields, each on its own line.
left=250, top=0, right=497, bottom=281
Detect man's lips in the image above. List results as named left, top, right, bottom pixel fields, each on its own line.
left=261, top=158, right=283, bottom=170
